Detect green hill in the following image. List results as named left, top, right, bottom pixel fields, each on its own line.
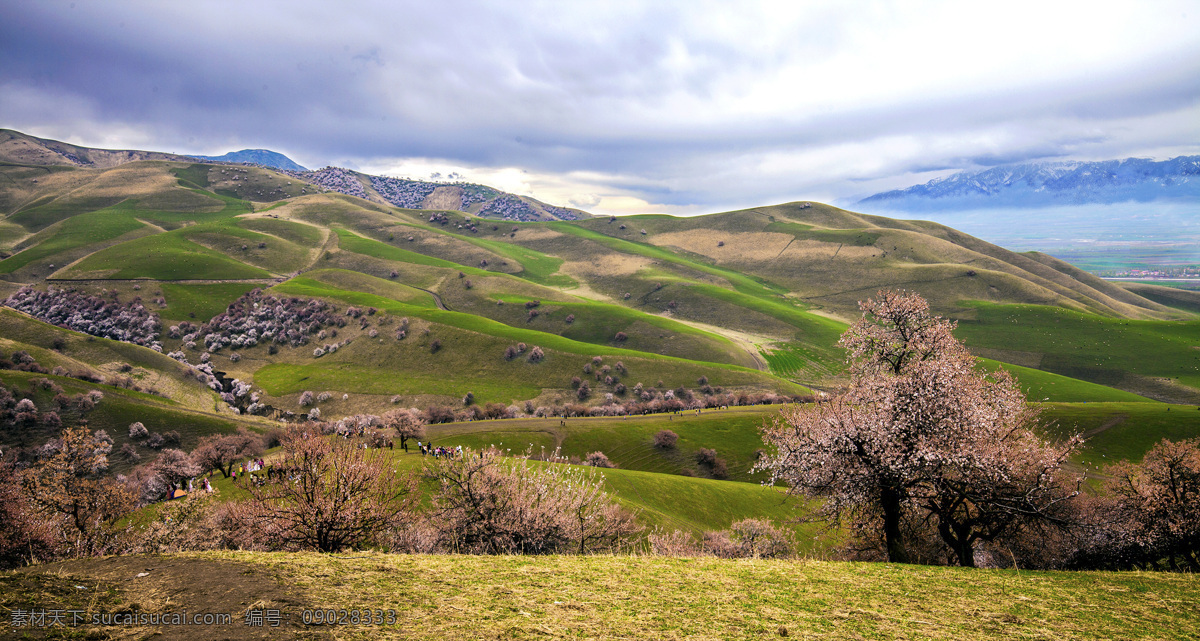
left=1, top=143, right=1197, bottom=469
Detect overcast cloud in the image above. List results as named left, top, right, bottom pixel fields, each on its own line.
left=2, top=0, right=1198, bottom=215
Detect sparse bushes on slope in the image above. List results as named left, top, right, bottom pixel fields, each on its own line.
left=649, top=519, right=795, bottom=559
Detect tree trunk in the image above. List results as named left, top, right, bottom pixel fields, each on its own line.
left=937, top=517, right=977, bottom=567
left=955, top=524, right=976, bottom=567
left=881, top=486, right=908, bottom=563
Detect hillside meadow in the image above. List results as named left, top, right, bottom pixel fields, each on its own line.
left=5, top=552, right=1196, bottom=640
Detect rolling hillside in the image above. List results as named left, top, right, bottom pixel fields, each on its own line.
left=1, top=131, right=1197, bottom=477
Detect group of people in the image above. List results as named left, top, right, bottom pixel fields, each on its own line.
left=230, top=458, right=266, bottom=480
left=418, top=442, right=460, bottom=458
left=170, top=476, right=214, bottom=500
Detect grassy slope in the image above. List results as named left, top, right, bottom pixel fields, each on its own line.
left=236, top=215, right=324, bottom=245
left=159, top=282, right=263, bottom=323
left=548, top=221, right=791, bottom=298
left=60, top=230, right=271, bottom=280
left=353, top=218, right=580, bottom=288
left=180, top=221, right=312, bottom=275
left=204, top=551, right=1199, bottom=641
left=576, top=204, right=1175, bottom=324
left=955, top=301, right=1200, bottom=401
left=1119, top=282, right=1200, bottom=315
left=980, top=359, right=1153, bottom=403
left=519, top=221, right=848, bottom=376
left=427, top=405, right=781, bottom=483
left=1040, top=401, right=1200, bottom=466
left=337, top=231, right=755, bottom=366
left=0, top=202, right=146, bottom=274
left=255, top=274, right=802, bottom=402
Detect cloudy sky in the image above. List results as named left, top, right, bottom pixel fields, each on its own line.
left=3, top=0, right=1198, bottom=215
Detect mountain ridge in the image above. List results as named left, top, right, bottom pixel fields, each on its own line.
left=0, top=128, right=589, bottom=222
left=189, top=148, right=307, bottom=172
left=0, top=129, right=194, bottom=169
left=859, top=155, right=1200, bottom=210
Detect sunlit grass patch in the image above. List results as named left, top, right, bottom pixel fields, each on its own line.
left=199, top=551, right=1200, bottom=641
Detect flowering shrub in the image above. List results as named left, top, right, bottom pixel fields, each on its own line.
left=197, top=289, right=341, bottom=352
left=4, top=287, right=160, bottom=349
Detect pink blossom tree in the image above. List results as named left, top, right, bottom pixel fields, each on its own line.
left=192, top=428, right=264, bottom=478
left=383, top=408, right=425, bottom=451
left=241, top=428, right=415, bottom=552
left=758, top=290, right=1081, bottom=566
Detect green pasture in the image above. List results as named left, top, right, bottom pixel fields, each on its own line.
left=160, top=282, right=262, bottom=323
left=1040, top=401, right=1200, bottom=467
left=426, top=405, right=782, bottom=483
left=335, top=228, right=489, bottom=274
left=546, top=222, right=792, bottom=298
left=496, top=296, right=752, bottom=367
left=980, top=359, right=1153, bottom=403
left=61, top=231, right=270, bottom=280
left=254, top=362, right=544, bottom=404
left=765, top=221, right=881, bottom=246
left=955, top=301, right=1200, bottom=399
left=237, top=216, right=324, bottom=246
left=269, top=276, right=800, bottom=387
left=0, top=203, right=145, bottom=274
left=6, top=196, right=126, bottom=232
left=179, top=221, right=311, bottom=274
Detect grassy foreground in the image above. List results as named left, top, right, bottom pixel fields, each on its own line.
left=25, top=551, right=1192, bottom=640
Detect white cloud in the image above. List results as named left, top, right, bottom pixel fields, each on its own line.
left=1, top=0, right=1197, bottom=215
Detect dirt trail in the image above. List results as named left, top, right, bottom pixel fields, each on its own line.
left=7, top=555, right=333, bottom=640
left=1081, top=414, right=1128, bottom=440
left=656, top=314, right=774, bottom=371
left=413, top=286, right=449, bottom=311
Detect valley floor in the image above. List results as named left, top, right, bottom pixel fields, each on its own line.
left=4, top=552, right=1196, bottom=640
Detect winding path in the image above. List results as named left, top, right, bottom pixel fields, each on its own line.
left=412, top=286, right=450, bottom=311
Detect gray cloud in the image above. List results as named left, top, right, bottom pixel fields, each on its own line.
left=2, top=1, right=1198, bottom=214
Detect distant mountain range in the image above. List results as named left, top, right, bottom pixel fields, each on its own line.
left=858, top=156, right=1200, bottom=211
left=189, top=149, right=307, bottom=172
left=0, top=128, right=586, bottom=222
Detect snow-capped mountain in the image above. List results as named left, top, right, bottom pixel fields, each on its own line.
left=858, top=156, right=1200, bottom=211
